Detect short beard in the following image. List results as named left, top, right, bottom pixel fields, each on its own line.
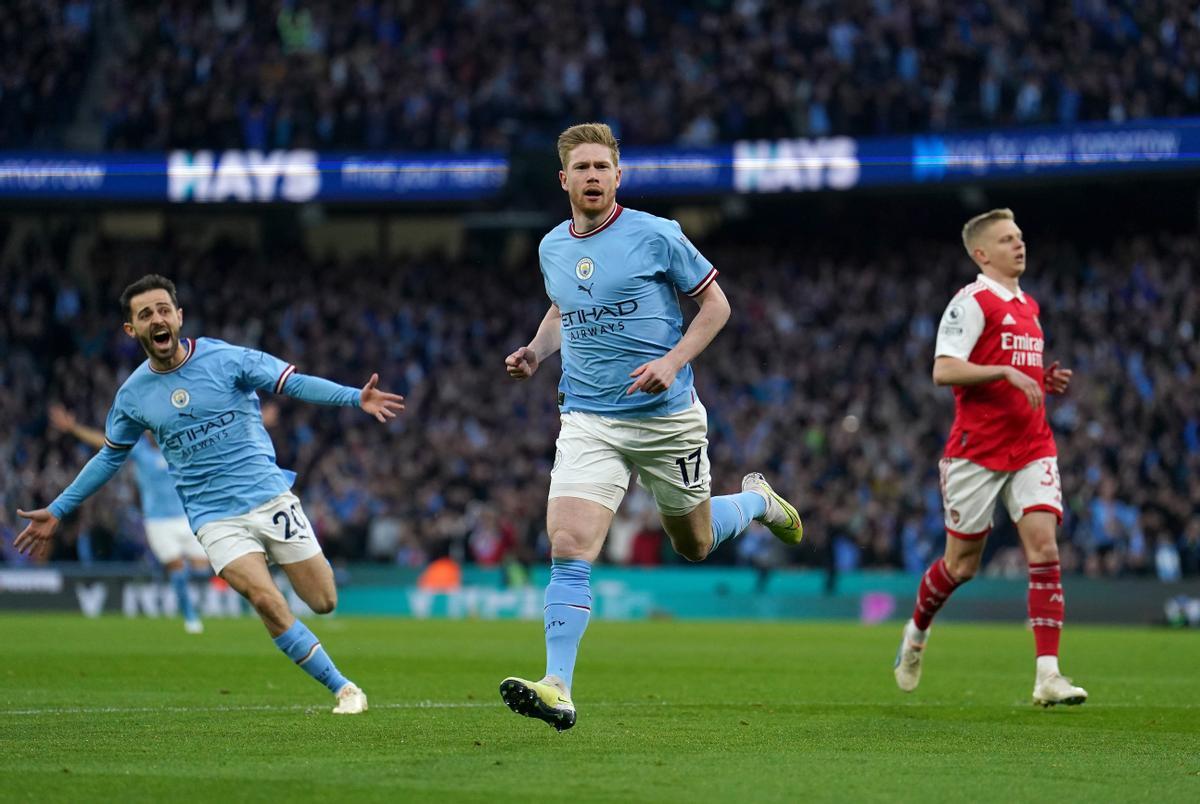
left=141, top=332, right=176, bottom=358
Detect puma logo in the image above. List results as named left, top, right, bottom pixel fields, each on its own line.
left=578, top=283, right=594, bottom=298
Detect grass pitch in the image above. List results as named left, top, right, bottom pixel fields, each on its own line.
left=2, top=615, right=1197, bottom=803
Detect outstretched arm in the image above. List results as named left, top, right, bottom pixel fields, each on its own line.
left=627, top=280, right=730, bottom=395
left=48, top=404, right=107, bottom=450
left=16, top=444, right=132, bottom=558
left=279, top=371, right=404, bottom=422
left=240, top=349, right=404, bottom=422
left=506, top=304, right=562, bottom=380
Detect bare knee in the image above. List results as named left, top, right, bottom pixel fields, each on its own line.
left=550, top=528, right=591, bottom=560
left=671, top=538, right=710, bottom=563
left=944, top=556, right=980, bottom=583
left=247, top=587, right=291, bottom=629
left=306, top=588, right=337, bottom=615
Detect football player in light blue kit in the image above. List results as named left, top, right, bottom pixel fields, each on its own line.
left=499, top=123, right=804, bottom=730
left=49, top=404, right=208, bottom=633
left=17, top=275, right=404, bottom=714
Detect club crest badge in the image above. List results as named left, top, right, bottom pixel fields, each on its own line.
left=171, top=388, right=190, bottom=409
left=575, top=257, right=595, bottom=281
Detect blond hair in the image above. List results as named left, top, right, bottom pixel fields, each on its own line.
left=962, top=208, right=1015, bottom=254
left=557, top=123, right=620, bottom=170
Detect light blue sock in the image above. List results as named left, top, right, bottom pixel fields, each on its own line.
left=272, top=620, right=349, bottom=694
left=169, top=568, right=198, bottom=623
left=544, top=559, right=592, bottom=691
left=709, top=491, right=768, bottom=553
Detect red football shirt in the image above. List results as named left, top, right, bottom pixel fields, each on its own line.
left=934, top=273, right=1057, bottom=471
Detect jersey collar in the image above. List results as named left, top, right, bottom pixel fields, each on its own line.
left=569, top=204, right=623, bottom=238
left=149, top=337, right=196, bottom=374
left=975, top=273, right=1025, bottom=303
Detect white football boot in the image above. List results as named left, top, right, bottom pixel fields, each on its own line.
left=893, top=619, right=928, bottom=693
left=333, top=682, right=369, bottom=714
left=1032, top=674, right=1088, bottom=707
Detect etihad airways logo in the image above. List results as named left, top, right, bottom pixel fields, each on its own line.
left=162, top=410, right=239, bottom=458
left=562, top=300, right=639, bottom=341
left=168, top=150, right=320, bottom=202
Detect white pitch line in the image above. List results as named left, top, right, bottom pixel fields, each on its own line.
left=0, top=700, right=1195, bottom=717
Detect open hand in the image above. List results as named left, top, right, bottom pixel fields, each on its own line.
left=47, top=404, right=76, bottom=433
left=359, top=373, right=405, bottom=423
left=14, top=508, right=59, bottom=559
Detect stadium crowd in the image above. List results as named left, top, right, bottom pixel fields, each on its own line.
left=1, top=220, right=1197, bottom=581
left=0, top=0, right=94, bottom=147
left=93, top=0, right=1200, bottom=151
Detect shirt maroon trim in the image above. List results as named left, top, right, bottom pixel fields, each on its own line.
left=686, top=268, right=719, bottom=297
left=569, top=204, right=623, bottom=239
left=149, top=337, right=195, bottom=375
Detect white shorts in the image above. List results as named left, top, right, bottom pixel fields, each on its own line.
left=196, top=491, right=323, bottom=575
left=144, top=516, right=206, bottom=564
left=549, top=400, right=711, bottom=516
left=939, top=457, right=1063, bottom=539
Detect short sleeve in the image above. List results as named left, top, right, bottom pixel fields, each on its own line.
left=662, top=220, right=718, bottom=297
left=934, top=294, right=985, bottom=360
left=104, top=393, right=145, bottom=450
left=239, top=347, right=296, bottom=394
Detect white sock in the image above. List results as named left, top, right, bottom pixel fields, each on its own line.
left=1036, top=655, right=1060, bottom=678
left=906, top=619, right=929, bottom=645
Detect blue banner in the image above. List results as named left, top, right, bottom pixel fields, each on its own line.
left=0, top=119, right=1194, bottom=201
left=623, top=117, right=1200, bottom=196
left=0, top=150, right=508, bottom=202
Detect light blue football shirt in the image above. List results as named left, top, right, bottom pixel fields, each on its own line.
left=128, top=436, right=188, bottom=521
left=53, top=336, right=360, bottom=531
left=538, top=204, right=718, bottom=418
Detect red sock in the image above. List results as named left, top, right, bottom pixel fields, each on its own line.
left=1028, top=560, right=1063, bottom=656
left=912, top=557, right=962, bottom=630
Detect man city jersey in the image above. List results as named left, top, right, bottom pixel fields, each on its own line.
left=102, top=338, right=299, bottom=530
left=538, top=205, right=718, bottom=418
left=128, top=436, right=188, bottom=521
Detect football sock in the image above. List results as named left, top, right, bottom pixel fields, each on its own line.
left=544, top=558, right=592, bottom=691
left=709, top=491, right=767, bottom=553
left=169, top=567, right=199, bottom=623
left=1028, top=560, right=1064, bottom=660
left=912, top=556, right=963, bottom=630
left=272, top=620, right=349, bottom=694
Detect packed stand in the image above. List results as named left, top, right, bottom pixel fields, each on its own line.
left=0, top=0, right=94, bottom=147
left=1, top=223, right=1198, bottom=580
left=101, top=0, right=1200, bottom=152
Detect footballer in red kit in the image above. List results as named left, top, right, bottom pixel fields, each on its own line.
left=894, top=208, right=1088, bottom=707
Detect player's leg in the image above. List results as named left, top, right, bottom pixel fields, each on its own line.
left=895, top=458, right=1000, bottom=692
left=659, top=498, right=715, bottom=561
left=199, top=496, right=365, bottom=714
left=501, top=411, right=624, bottom=731
left=631, top=400, right=791, bottom=559
left=501, top=496, right=613, bottom=731
left=280, top=553, right=337, bottom=614
left=1006, top=459, right=1086, bottom=706
left=146, top=516, right=202, bottom=632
